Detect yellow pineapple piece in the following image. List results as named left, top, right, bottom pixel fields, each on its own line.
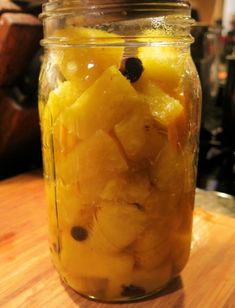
left=61, top=66, right=140, bottom=139
left=140, top=81, right=184, bottom=127
left=93, top=201, right=146, bottom=250
left=137, top=44, right=188, bottom=93
left=60, top=230, right=134, bottom=280
left=47, top=81, right=82, bottom=120
left=55, top=143, right=80, bottom=185
left=78, top=130, right=128, bottom=200
left=151, top=144, right=185, bottom=192
left=135, top=120, right=168, bottom=161
left=42, top=81, right=81, bottom=160
left=114, top=106, right=146, bottom=158
left=52, top=26, right=124, bottom=87
left=56, top=130, right=128, bottom=200
left=53, top=122, right=79, bottom=160
left=133, top=225, right=170, bottom=270
left=101, top=172, right=150, bottom=205
left=56, top=181, right=96, bottom=228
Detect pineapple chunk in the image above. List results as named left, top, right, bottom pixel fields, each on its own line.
left=141, top=81, right=184, bottom=127
left=133, top=228, right=170, bottom=270
left=53, top=122, right=79, bottom=160
left=56, top=130, right=128, bottom=200
left=135, top=120, right=168, bottom=161
left=137, top=45, right=187, bottom=93
left=44, top=81, right=81, bottom=159
left=101, top=172, right=150, bottom=205
left=78, top=130, right=128, bottom=200
left=151, top=144, right=185, bottom=192
left=56, top=181, right=96, bottom=228
left=60, top=230, right=134, bottom=279
left=151, top=145, right=195, bottom=193
left=47, top=81, right=82, bottom=120
left=114, top=106, right=146, bottom=158
left=55, top=143, right=80, bottom=185
left=61, top=66, right=140, bottom=139
left=93, top=201, right=146, bottom=250
left=52, top=26, right=124, bottom=87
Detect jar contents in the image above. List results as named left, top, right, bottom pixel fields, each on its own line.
left=40, top=25, right=199, bottom=301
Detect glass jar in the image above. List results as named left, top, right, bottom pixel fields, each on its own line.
left=39, top=0, right=201, bottom=302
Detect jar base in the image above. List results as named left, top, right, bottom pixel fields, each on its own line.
left=60, top=274, right=181, bottom=304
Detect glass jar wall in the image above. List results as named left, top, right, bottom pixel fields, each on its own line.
left=39, top=1, right=201, bottom=302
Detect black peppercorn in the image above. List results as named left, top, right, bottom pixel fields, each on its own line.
left=71, top=226, right=88, bottom=241
left=121, top=57, right=144, bottom=83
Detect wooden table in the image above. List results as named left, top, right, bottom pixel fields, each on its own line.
left=0, top=172, right=235, bottom=308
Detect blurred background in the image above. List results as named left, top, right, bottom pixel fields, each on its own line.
left=0, top=0, right=234, bottom=195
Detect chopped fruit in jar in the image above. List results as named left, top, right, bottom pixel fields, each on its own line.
left=60, top=230, right=134, bottom=279
left=56, top=130, right=128, bottom=200
left=51, top=27, right=124, bottom=87
left=101, top=172, right=150, bottom=205
left=56, top=181, right=95, bottom=228
left=121, top=57, right=144, bottom=83
left=53, top=122, right=79, bottom=160
left=137, top=44, right=188, bottom=93
left=78, top=130, right=128, bottom=200
left=88, top=220, right=121, bottom=254
left=47, top=80, right=82, bottom=120
left=61, top=66, right=141, bottom=139
left=55, top=143, right=80, bottom=185
left=133, top=227, right=170, bottom=270
left=139, top=81, right=184, bottom=127
left=114, top=106, right=146, bottom=158
left=135, top=120, right=167, bottom=161
left=151, top=144, right=186, bottom=192
left=93, top=201, right=146, bottom=251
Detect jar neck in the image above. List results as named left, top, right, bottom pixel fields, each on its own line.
left=40, top=1, right=194, bottom=46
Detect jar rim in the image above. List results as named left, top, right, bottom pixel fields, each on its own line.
left=41, top=1, right=191, bottom=19
left=40, top=1, right=194, bottom=47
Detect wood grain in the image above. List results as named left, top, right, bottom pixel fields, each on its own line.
left=0, top=172, right=235, bottom=308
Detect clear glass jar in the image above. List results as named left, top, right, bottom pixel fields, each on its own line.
left=39, top=0, right=201, bottom=302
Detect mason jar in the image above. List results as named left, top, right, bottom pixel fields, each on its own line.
left=39, top=0, right=201, bottom=302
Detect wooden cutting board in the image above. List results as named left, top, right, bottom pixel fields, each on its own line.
left=0, top=172, right=235, bottom=308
